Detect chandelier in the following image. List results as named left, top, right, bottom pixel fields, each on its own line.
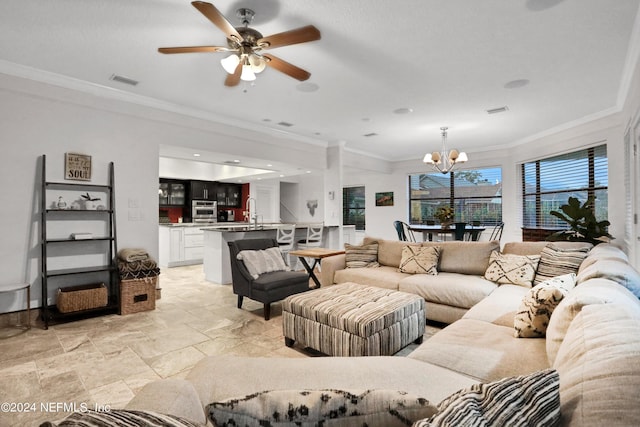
left=423, top=127, right=468, bottom=174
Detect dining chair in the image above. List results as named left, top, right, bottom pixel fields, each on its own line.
left=489, top=222, right=504, bottom=241
left=276, top=224, right=297, bottom=267
left=453, top=222, right=467, bottom=241
left=393, top=221, right=416, bottom=242
left=467, top=220, right=483, bottom=241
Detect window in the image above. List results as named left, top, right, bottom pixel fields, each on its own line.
left=343, top=186, right=365, bottom=230
left=409, top=168, right=502, bottom=225
left=521, top=145, right=608, bottom=228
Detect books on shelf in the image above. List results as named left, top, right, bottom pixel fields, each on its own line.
left=70, top=233, right=92, bottom=240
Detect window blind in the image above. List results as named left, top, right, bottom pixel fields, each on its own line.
left=521, top=145, right=608, bottom=228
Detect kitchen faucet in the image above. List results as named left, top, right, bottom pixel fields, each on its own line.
left=245, top=197, right=257, bottom=229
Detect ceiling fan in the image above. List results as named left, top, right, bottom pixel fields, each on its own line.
left=158, top=1, right=321, bottom=87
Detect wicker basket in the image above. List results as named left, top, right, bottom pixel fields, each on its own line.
left=57, top=283, right=108, bottom=313
left=120, top=276, right=157, bottom=315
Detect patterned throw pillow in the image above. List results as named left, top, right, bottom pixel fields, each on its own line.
left=484, top=251, right=541, bottom=287
left=533, top=243, right=590, bottom=285
left=412, top=369, right=560, bottom=427
left=345, top=242, right=380, bottom=268
left=209, top=389, right=437, bottom=427
left=40, top=409, right=203, bottom=427
left=237, top=247, right=289, bottom=279
left=398, top=246, right=441, bottom=275
left=514, top=273, right=577, bottom=338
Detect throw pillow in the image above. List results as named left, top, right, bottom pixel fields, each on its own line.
left=398, top=246, right=441, bottom=275
left=533, top=243, right=590, bottom=285
left=39, top=409, right=203, bottom=427
left=208, top=389, right=437, bottom=427
left=412, top=369, right=560, bottom=427
left=514, top=273, right=577, bottom=338
left=345, top=242, right=380, bottom=268
left=484, top=251, right=540, bottom=287
left=237, top=247, right=289, bottom=279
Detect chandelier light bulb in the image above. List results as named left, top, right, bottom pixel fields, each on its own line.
left=240, top=64, right=256, bottom=81
left=249, top=54, right=266, bottom=73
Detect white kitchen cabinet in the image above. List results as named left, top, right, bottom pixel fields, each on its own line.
left=159, top=226, right=205, bottom=268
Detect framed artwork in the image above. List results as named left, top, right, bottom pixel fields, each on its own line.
left=375, top=191, right=394, bottom=206
left=65, top=152, right=92, bottom=181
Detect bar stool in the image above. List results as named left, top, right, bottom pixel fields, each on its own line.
left=276, top=224, right=297, bottom=268
left=297, top=223, right=324, bottom=271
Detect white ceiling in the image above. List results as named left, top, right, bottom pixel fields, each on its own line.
left=1, top=0, right=639, bottom=177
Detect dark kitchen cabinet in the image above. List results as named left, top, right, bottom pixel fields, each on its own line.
left=190, top=180, right=216, bottom=201
left=159, top=179, right=187, bottom=206
left=216, top=183, right=242, bottom=207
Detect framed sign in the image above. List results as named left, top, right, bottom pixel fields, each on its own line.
left=65, top=152, right=92, bottom=181
left=375, top=191, right=394, bottom=206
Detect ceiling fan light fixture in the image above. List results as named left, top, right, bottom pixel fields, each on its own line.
left=240, top=64, right=256, bottom=81
left=248, top=54, right=266, bottom=73
left=221, top=54, right=240, bottom=74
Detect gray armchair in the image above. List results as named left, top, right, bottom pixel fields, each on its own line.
left=227, top=238, right=310, bottom=320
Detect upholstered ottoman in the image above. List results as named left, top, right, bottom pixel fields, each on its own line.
left=282, top=282, right=426, bottom=356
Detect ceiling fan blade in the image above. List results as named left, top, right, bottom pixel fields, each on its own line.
left=224, top=62, right=242, bottom=87
left=158, top=46, right=230, bottom=54
left=263, top=54, right=311, bottom=81
left=258, top=25, right=321, bottom=49
left=191, top=1, right=242, bottom=42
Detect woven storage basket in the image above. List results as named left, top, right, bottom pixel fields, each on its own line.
left=57, top=283, right=108, bottom=313
left=120, top=276, right=157, bottom=315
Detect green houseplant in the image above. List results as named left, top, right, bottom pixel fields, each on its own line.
left=547, top=196, right=613, bottom=245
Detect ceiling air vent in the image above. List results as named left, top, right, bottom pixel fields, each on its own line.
left=486, top=106, right=509, bottom=115
left=109, top=74, right=139, bottom=86
left=277, top=121, right=294, bottom=127
left=363, top=132, right=378, bottom=137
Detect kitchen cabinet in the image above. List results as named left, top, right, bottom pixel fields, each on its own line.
left=190, top=180, right=217, bottom=201
left=159, top=179, right=187, bottom=206
left=216, top=183, right=242, bottom=207
left=159, top=226, right=205, bottom=268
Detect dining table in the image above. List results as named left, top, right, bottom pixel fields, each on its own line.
left=408, top=224, right=486, bottom=242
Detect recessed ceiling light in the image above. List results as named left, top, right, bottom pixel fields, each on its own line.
left=233, top=159, right=240, bottom=163
left=363, top=132, right=378, bottom=137
left=279, top=174, right=284, bottom=178
left=278, top=121, right=294, bottom=127
left=393, top=108, right=413, bottom=114
left=296, top=82, right=319, bottom=92
left=267, top=164, right=273, bottom=167
left=237, top=179, right=242, bottom=182
left=257, top=177, right=262, bottom=180
left=262, top=118, right=271, bottom=122
left=306, top=171, right=311, bottom=173
left=193, top=153, right=201, bottom=157
left=504, top=79, right=530, bottom=89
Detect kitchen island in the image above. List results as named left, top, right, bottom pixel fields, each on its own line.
left=201, top=223, right=342, bottom=284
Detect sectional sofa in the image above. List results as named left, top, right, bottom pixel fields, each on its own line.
left=48, top=239, right=640, bottom=426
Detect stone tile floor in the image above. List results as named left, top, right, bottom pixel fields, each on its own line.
left=0, top=265, right=441, bottom=426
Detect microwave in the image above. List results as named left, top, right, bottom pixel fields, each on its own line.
left=192, top=200, right=217, bottom=223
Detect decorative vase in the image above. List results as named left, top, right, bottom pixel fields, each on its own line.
left=441, top=221, right=453, bottom=230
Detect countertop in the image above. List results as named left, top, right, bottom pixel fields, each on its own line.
left=159, top=222, right=338, bottom=232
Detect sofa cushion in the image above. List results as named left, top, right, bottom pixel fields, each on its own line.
left=576, top=258, right=640, bottom=298
left=463, top=284, right=529, bottom=327
left=407, top=319, right=550, bottom=382
left=399, top=273, right=497, bottom=310
left=412, top=369, right=560, bottom=427
left=399, top=246, right=440, bottom=275
left=545, top=278, right=640, bottom=365
left=513, top=273, right=577, bottom=338
left=553, top=303, right=640, bottom=426
left=124, top=378, right=207, bottom=425
left=422, top=241, right=500, bottom=275
left=502, top=241, right=591, bottom=256
left=334, top=265, right=406, bottom=290
left=345, top=242, right=379, bottom=268
left=578, top=243, right=628, bottom=272
left=484, top=251, right=540, bottom=287
left=237, top=247, right=289, bottom=279
left=533, top=243, right=590, bottom=285
left=364, top=236, right=421, bottom=268
left=208, top=389, right=437, bottom=427
left=41, top=410, right=203, bottom=427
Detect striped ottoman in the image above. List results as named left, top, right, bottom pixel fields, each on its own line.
left=282, top=282, right=426, bottom=356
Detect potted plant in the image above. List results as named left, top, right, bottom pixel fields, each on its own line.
left=547, top=196, right=613, bottom=245
left=435, top=206, right=455, bottom=229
